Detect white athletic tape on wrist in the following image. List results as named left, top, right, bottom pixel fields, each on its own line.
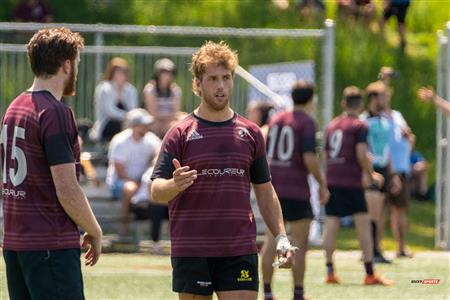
left=272, top=235, right=299, bottom=267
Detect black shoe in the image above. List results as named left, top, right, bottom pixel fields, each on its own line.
left=397, top=250, right=414, bottom=258
left=374, top=253, right=392, bottom=264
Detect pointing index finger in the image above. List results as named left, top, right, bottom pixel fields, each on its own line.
left=172, top=158, right=182, bottom=169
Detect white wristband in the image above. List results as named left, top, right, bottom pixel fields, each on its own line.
left=275, top=234, right=287, bottom=244
left=275, top=234, right=291, bottom=253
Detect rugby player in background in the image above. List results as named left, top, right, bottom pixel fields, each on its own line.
left=261, top=80, right=329, bottom=300
left=323, top=86, right=393, bottom=286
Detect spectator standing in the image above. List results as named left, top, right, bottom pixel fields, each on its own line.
left=337, top=0, right=376, bottom=21
left=360, top=81, right=401, bottom=264
left=381, top=0, right=411, bottom=51
left=383, top=88, right=415, bottom=258
left=144, top=58, right=182, bottom=139
left=12, top=0, right=53, bottom=23
left=90, top=57, right=138, bottom=142
left=410, top=150, right=428, bottom=200
left=380, top=67, right=415, bottom=257
left=106, top=109, right=161, bottom=236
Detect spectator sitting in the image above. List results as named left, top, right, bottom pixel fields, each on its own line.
left=296, top=0, right=325, bottom=19
left=12, top=0, right=53, bottom=23
left=106, top=109, right=162, bottom=236
left=90, top=57, right=138, bottom=142
left=246, top=101, right=275, bottom=139
left=410, top=150, right=429, bottom=200
left=144, top=58, right=182, bottom=139
left=337, top=0, right=376, bottom=21
left=272, top=0, right=290, bottom=10
left=130, top=166, right=169, bottom=253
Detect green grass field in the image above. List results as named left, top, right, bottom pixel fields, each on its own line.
left=0, top=200, right=448, bottom=300
left=1, top=251, right=448, bottom=300
left=335, top=199, right=435, bottom=252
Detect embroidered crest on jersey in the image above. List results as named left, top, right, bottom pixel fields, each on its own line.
left=237, top=126, right=250, bottom=139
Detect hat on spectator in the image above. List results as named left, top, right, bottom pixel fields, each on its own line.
left=154, top=58, right=177, bottom=75
left=126, top=108, right=154, bottom=127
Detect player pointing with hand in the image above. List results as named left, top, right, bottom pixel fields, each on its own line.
left=151, top=41, right=296, bottom=300
left=171, top=158, right=197, bottom=191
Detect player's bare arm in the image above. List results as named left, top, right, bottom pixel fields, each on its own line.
left=51, top=163, right=103, bottom=266
left=303, top=152, right=330, bottom=204
left=151, top=158, right=197, bottom=203
left=356, top=143, right=384, bottom=188
left=387, top=161, right=402, bottom=195
left=418, top=86, right=450, bottom=116
left=115, top=161, right=138, bottom=183
left=144, top=90, right=160, bottom=119
left=253, top=181, right=296, bottom=268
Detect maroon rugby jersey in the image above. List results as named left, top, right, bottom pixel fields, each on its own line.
left=1, top=91, right=81, bottom=251
left=268, top=110, right=316, bottom=201
left=152, top=113, right=270, bottom=257
left=325, top=114, right=368, bottom=189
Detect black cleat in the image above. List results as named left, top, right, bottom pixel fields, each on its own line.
left=374, top=253, right=392, bottom=264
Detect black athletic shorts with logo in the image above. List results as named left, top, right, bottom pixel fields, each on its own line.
left=3, top=248, right=84, bottom=300
left=280, top=198, right=314, bottom=221
left=325, top=186, right=368, bottom=217
left=171, top=254, right=259, bottom=295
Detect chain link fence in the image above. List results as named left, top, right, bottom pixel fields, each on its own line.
left=0, top=21, right=334, bottom=127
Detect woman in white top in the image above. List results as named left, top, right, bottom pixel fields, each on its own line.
left=90, top=57, right=138, bottom=142
left=143, top=58, right=182, bottom=138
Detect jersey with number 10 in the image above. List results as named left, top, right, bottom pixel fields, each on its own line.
left=325, top=114, right=368, bottom=189
left=268, top=110, right=316, bottom=201
left=1, top=91, right=81, bottom=251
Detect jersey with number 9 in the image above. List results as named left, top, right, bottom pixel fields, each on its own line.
left=325, top=114, right=368, bottom=189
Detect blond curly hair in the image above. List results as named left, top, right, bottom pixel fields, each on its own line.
left=190, top=41, right=238, bottom=96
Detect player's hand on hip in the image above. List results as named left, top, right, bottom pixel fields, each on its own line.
left=319, top=184, right=330, bottom=205
left=81, top=232, right=102, bottom=267
left=390, top=174, right=402, bottom=195
left=172, top=158, right=197, bottom=191
left=274, top=234, right=298, bottom=269
left=371, top=171, right=384, bottom=189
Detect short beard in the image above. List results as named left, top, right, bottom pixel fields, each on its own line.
left=63, top=60, right=77, bottom=97
left=203, top=94, right=229, bottom=111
